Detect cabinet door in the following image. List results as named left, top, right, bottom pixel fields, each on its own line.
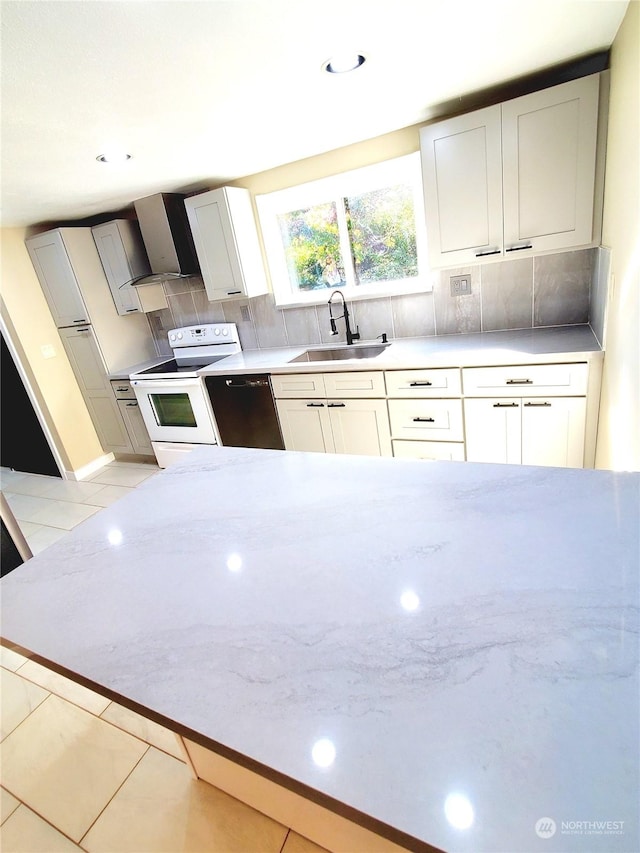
left=464, top=398, right=521, bottom=464
left=25, top=231, right=89, bottom=327
left=275, top=399, right=334, bottom=453
left=521, top=397, right=586, bottom=468
left=420, top=105, right=503, bottom=267
left=501, top=74, right=599, bottom=253
left=328, top=400, right=392, bottom=457
left=184, top=187, right=268, bottom=302
left=92, top=221, right=144, bottom=315
left=58, top=326, right=132, bottom=452
left=117, top=399, right=153, bottom=455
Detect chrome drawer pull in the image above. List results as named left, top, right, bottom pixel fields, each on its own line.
left=306, top=402, right=325, bottom=407
left=505, top=244, right=533, bottom=252
left=524, top=401, right=551, bottom=407
left=493, top=402, right=519, bottom=408
left=125, top=402, right=138, bottom=407
left=475, top=249, right=501, bottom=257
left=412, top=417, right=435, bottom=422
left=409, top=381, right=433, bottom=387
left=506, top=379, right=533, bottom=384
left=328, top=402, right=346, bottom=407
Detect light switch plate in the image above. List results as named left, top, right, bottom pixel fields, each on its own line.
left=450, top=275, right=471, bottom=296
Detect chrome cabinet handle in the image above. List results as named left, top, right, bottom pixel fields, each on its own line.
left=306, top=402, right=325, bottom=407
left=412, top=416, right=435, bottom=422
left=73, top=319, right=88, bottom=324
left=226, top=290, right=242, bottom=296
left=505, top=244, right=533, bottom=252
left=506, top=379, right=533, bottom=385
left=125, top=402, right=138, bottom=407
left=524, top=401, right=551, bottom=407
left=493, top=402, right=519, bottom=407
left=409, top=381, right=432, bottom=387
left=475, top=249, right=501, bottom=257
left=328, top=402, right=346, bottom=407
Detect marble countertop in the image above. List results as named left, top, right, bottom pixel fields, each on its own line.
left=198, top=324, right=603, bottom=377
left=1, top=446, right=637, bottom=853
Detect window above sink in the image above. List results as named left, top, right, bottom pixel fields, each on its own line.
left=256, top=154, right=431, bottom=308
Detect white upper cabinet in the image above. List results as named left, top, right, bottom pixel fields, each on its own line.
left=420, top=73, right=601, bottom=267
left=420, top=105, right=503, bottom=267
left=184, top=187, right=268, bottom=302
left=91, top=220, right=167, bottom=315
left=25, top=230, right=89, bottom=327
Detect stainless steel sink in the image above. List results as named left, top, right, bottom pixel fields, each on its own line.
left=289, top=344, right=389, bottom=363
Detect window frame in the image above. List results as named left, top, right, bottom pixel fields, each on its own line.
left=255, top=153, right=431, bottom=308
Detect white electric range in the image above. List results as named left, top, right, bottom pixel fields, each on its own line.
left=130, top=323, right=241, bottom=467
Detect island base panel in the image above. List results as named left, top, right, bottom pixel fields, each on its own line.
left=181, top=737, right=427, bottom=853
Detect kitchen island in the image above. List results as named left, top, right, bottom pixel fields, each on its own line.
left=1, top=446, right=638, bottom=853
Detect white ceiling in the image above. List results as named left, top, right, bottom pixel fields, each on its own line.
left=0, top=0, right=629, bottom=228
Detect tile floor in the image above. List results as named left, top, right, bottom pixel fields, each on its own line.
left=1, top=461, right=328, bottom=853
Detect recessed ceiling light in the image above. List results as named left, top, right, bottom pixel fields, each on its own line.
left=323, top=54, right=366, bottom=74
left=96, top=151, right=132, bottom=164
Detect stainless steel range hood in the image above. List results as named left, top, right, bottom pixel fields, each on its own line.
left=130, top=193, right=200, bottom=286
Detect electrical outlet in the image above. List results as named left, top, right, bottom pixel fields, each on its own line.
left=450, top=274, right=471, bottom=296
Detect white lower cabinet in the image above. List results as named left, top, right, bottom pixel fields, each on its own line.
left=464, top=397, right=586, bottom=467
left=273, top=372, right=391, bottom=457
left=110, top=380, right=153, bottom=455
left=386, top=369, right=465, bottom=462
left=58, top=326, right=154, bottom=456
left=274, top=399, right=333, bottom=453
left=463, top=362, right=588, bottom=468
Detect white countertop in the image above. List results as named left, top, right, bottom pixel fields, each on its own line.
left=1, top=446, right=637, bottom=853
left=198, top=325, right=602, bottom=376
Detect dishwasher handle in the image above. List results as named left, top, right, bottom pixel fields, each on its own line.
left=225, top=378, right=270, bottom=389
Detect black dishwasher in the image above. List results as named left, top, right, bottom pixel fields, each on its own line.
left=204, top=374, right=285, bottom=450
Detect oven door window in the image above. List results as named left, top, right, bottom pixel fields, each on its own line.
left=149, top=393, right=198, bottom=428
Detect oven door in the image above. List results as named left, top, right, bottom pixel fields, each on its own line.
left=130, top=377, right=219, bottom=444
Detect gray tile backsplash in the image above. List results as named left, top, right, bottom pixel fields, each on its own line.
left=146, top=248, right=603, bottom=352
left=433, top=266, right=482, bottom=335
left=533, top=249, right=594, bottom=327
left=480, top=257, right=533, bottom=331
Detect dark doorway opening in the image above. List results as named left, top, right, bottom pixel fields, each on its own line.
left=1, top=332, right=61, bottom=477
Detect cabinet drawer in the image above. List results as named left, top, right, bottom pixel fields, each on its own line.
left=393, top=440, right=465, bottom=461
left=462, top=363, right=588, bottom=396
left=271, top=373, right=326, bottom=399
left=388, top=399, right=464, bottom=441
left=110, top=379, right=136, bottom=399
left=385, top=368, right=461, bottom=397
left=323, top=371, right=385, bottom=398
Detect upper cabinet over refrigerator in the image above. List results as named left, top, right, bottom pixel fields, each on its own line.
left=419, top=73, right=602, bottom=268
left=184, top=186, right=269, bottom=302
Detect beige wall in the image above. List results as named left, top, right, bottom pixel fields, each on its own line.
left=597, top=0, right=640, bottom=471
left=1, top=227, right=105, bottom=473
left=227, top=125, right=420, bottom=196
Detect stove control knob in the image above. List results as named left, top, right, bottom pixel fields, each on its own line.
left=214, top=328, right=221, bottom=335
left=177, top=332, right=183, bottom=340
left=222, top=328, right=229, bottom=336
left=169, top=334, right=176, bottom=342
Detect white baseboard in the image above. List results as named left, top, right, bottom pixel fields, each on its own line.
left=66, top=453, right=115, bottom=481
